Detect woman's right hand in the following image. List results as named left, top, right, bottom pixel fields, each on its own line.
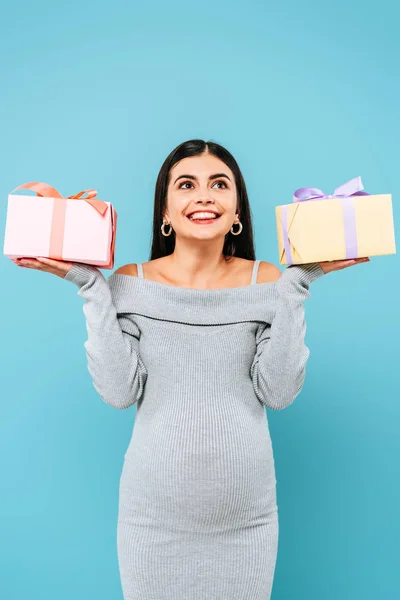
left=11, top=256, right=77, bottom=279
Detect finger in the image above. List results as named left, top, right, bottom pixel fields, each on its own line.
left=338, top=258, right=368, bottom=264
left=36, top=256, right=64, bottom=267
left=36, top=257, right=74, bottom=271
left=343, top=258, right=370, bottom=268
left=17, top=257, right=40, bottom=264
left=348, top=258, right=370, bottom=264
left=320, top=259, right=356, bottom=266
left=328, top=259, right=358, bottom=267
left=17, top=258, right=44, bottom=268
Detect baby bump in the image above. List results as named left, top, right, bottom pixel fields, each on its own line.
left=119, top=422, right=277, bottom=533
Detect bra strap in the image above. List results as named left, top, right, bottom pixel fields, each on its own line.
left=137, top=263, right=144, bottom=278
left=251, top=259, right=261, bottom=285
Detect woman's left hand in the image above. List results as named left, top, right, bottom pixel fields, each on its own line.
left=318, top=257, right=370, bottom=275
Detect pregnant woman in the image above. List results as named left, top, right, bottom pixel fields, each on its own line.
left=14, top=139, right=369, bottom=599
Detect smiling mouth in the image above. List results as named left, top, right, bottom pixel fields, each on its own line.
left=186, top=213, right=222, bottom=223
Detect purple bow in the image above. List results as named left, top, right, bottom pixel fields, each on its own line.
left=282, top=176, right=369, bottom=265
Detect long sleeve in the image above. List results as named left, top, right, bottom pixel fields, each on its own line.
left=64, top=263, right=148, bottom=410
left=250, top=262, right=325, bottom=411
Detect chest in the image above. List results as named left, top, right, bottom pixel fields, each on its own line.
left=135, top=317, right=263, bottom=377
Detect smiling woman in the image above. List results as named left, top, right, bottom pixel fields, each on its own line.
left=18, top=138, right=365, bottom=600
left=60, top=139, right=325, bottom=600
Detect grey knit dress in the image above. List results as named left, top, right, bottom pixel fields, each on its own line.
left=64, top=258, right=325, bottom=600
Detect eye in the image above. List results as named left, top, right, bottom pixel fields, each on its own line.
left=178, top=180, right=228, bottom=189
left=213, top=180, right=228, bottom=189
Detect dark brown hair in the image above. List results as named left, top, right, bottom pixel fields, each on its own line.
left=149, top=139, right=256, bottom=261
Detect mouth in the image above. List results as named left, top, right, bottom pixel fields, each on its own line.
left=186, top=212, right=222, bottom=224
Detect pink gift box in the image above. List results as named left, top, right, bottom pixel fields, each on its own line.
left=3, top=182, right=117, bottom=269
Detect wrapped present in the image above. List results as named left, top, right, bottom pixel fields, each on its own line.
left=3, top=182, right=117, bottom=269
left=276, top=176, right=396, bottom=265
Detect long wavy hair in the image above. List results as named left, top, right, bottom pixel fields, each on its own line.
left=149, top=139, right=256, bottom=261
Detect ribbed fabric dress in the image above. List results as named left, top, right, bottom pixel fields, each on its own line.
left=64, top=258, right=325, bottom=600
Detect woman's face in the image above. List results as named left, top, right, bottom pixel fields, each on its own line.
left=164, top=153, right=239, bottom=241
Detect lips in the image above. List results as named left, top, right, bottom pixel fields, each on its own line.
left=187, top=216, right=220, bottom=221
left=187, top=213, right=220, bottom=221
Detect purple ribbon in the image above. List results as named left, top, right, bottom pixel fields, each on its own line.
left=282, top=176, right=370, bottom=265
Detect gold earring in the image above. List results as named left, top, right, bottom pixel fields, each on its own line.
left=230, top=220, right=243, bottom=235
left=161, top=221, right=173, bottom=237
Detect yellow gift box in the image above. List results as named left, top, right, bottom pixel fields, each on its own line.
left=276, top=176, right=396, bottom=265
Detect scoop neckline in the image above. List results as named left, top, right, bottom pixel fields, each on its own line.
left=108, top=272, right=279, bottom=293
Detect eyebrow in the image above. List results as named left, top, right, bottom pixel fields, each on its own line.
left=173, top=173, right=231, bottom=185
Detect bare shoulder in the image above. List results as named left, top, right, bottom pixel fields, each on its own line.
left=257, top=260, right=282, bottom=283
left=113, top=258, right=165, bottom=279
left=113, top=263, right=139, bottom=277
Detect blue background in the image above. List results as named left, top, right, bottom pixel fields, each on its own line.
left=1, top=0, right=399, bottom=598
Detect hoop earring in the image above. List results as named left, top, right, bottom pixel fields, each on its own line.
left=161, top=221, right=173, bottom=237
left=230, top=220, right=243, bottom=235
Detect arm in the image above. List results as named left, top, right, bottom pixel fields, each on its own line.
left=64, top=263, right=148, bottom=410
left=250, top=262, right=325, bottom=411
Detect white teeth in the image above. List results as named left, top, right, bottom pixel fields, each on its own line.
left=188, top=212, right=219, bottom=220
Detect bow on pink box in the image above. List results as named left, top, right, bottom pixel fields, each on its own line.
left=11, top=181, right=112, bottom=262
left=281, top=176, right=370, bottom=265
left=12, top=182, right=108, bottom=213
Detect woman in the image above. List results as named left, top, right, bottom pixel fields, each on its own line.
left=14, top=139, right=369, bottom=599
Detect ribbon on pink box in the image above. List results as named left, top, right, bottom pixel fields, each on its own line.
left=11, top=182, right=115, bottom=263
left=281, top=176, right=370, bottom=265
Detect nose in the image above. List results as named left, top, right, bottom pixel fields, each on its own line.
left=195, top=197, right=215, bottom=206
